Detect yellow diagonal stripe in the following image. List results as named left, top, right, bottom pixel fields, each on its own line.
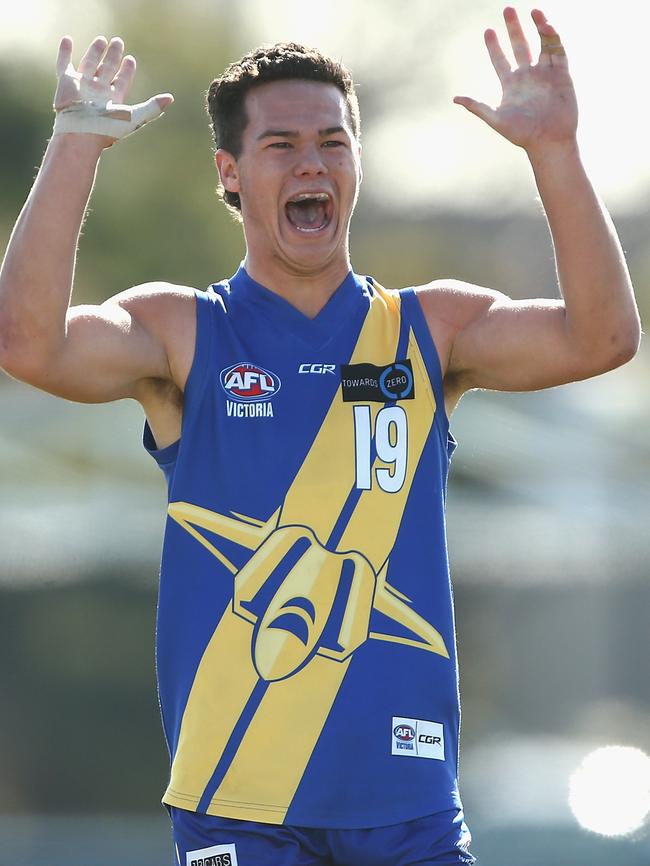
left=337, top=324, right=434, bottom=572
left=208, top=654, right=353, bottom=821
left=340, top=322, right=448, bottom=657
left=279, top=286, right=401, bottom=539
left=163, top=607, right=259, bottom=809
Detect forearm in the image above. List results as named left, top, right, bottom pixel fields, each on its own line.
left=529, top=141, right=641, bottom=362
left=0, top=133, right=105, bottom=370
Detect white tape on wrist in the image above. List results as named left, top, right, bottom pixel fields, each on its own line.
left=52, top=98, right=162, bottom=140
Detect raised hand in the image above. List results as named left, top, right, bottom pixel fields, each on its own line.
left=454, top=7, right=578, bottom=153
left=53, top=36, right=174, bottom=145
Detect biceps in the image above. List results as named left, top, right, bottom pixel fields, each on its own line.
left=29, top=303, right=168, bottom=403
left=450, top=299, right=590, bottom=392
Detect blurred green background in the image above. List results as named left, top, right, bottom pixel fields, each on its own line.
left=1, top=0, right=649, bottom=864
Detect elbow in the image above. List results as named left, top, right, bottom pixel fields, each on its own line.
left=592, top=320, right=642, bottom=375
left=569, top=319, right=642, bottom=380
left=609, top=318, right=642, bottom=368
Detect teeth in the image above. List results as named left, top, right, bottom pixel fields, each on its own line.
left=295, top=223, right=327, bottom=233
left=289, top=192, right=330, bottom=203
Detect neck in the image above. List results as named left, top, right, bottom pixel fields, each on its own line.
left=242, top=251, right=352, bottom=319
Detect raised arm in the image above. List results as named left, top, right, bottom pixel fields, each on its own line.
left=419, top=7, right=640, bottom=407
left=0, top=36, right=192, bottom=409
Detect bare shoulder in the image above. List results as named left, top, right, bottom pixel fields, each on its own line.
left=103, top=282, right=198, bottom=450
left=414, top=278, right=506, bottom=329
left=102, top=281, right=198, bottom=391
left=413, top=279, right=508, bottom=377
left=106, top=280, right=196, bottom=325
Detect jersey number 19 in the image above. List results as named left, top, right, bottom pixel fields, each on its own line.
left=353, top=405, right=408, bottom=493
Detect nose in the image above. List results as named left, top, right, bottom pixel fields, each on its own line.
left=293, top=142, right=328, bottom=176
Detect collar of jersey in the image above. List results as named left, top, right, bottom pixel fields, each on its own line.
left=227, top=265, right=373, bottom=348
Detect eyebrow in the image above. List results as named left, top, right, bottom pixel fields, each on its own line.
left=256, top=129, right=298, bottom=140
left=256, top=125, right=347, bottom=141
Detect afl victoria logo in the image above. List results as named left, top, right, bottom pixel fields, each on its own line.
left=220, top=362, right=281, bottom=401
left=393, top=724, right=415, bottom=742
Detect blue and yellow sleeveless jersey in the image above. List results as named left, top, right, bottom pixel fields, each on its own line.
left=144, top=266, right=462, bottom=829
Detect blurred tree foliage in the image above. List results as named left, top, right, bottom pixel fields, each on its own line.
left=0, top=578, right=164, bottom=812
left=0, top=65, right=52, bottom=210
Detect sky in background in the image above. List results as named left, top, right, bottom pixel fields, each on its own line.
left=2, top=0, right=649, bottom=213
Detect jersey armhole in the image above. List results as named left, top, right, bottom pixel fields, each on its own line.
left=143, top=290, right=214, bottom=481
left=181, top=290, right=214, bottom=430
left=143, top=422, right=179, bottom=488
left=400, top=287, right=457, bottom=458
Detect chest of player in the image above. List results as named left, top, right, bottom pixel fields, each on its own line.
left=208, top=351, right=425, bottom=499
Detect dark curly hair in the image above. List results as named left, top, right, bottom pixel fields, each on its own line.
left=206, top=43, right=360, bottom=215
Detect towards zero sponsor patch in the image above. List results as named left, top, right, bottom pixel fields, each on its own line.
left=341, top=360, right=415, bottom=402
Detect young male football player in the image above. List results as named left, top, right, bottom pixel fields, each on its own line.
left=0, top=7, right=640, bottom=865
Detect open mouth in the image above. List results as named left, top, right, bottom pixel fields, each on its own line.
left=285, top=192, right=333, bottom=233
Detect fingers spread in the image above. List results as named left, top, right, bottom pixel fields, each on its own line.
left=532, top=9, right=568, bottom=67
left=504, top=6, right=533, bottom=67
left=111, top=55, right=137, bottom=103
left=78, top=36, right=108, bottom=78
left=52, top=34, right=173, bottom=140
left=453, top=96, right=498, bottom=130
left=56, top=36, right=73, bottom=77
left=155, top=93, right=175, bottom=112
left=484, top=29, right=511, bottom=83
left=132, top=94, right=173, bottom=130
left=96, top=37, right=125, bottom=84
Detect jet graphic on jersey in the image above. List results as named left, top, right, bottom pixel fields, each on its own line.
left=168, top=501, right=449, bottom=682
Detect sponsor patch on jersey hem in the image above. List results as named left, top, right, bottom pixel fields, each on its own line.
left=186, top=842, right=238, bottom=866
left=392, top=716, right=445, bottom=760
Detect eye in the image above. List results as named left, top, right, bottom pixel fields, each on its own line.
left=322, top=140, right=345, bottom=148
left=266, top=141, right=293, bottom=149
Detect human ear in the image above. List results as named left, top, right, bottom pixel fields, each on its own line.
left=215, top=149, right=240, bottom=194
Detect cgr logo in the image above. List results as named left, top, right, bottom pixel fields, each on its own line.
left=220, top=363, right=281, bottom=402
left=393, top=724, right=415, bottom=742
left=298, top=363, right=336, bottom=374
left=392, top=716, right=445, bottom=760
